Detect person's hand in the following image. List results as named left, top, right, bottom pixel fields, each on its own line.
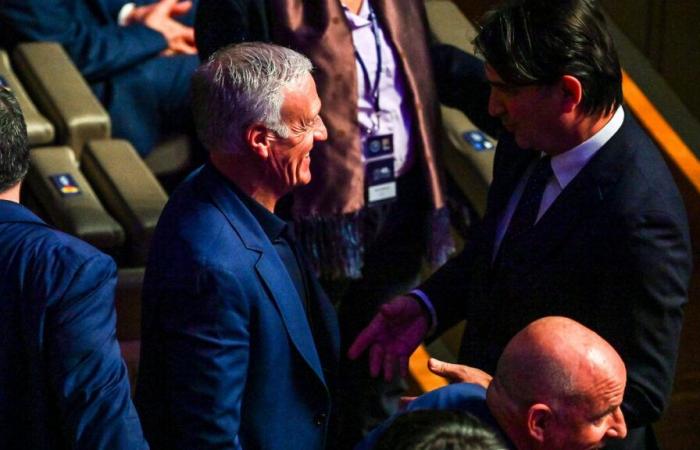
left=348, top=296, right=430, bottom=381
left=128, top=0, right=197, bottom=55
left=427, top=357, right=493, bottom=388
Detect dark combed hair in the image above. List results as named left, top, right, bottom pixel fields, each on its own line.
left=475, top=0, right=622, bottom=117
left=0, top=82, right=29, bottom=192
left=374, top=410, right=508, bottom=450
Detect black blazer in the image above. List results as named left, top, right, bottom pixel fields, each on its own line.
left=426, top=44, right=692, bottom=449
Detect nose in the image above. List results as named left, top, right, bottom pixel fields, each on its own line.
left=605, top=407, right=627, bottom=440
left=314, top=116, right=328, bottom=141
left=488, top=88, right=505, bottom=118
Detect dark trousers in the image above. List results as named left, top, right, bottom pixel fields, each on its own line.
left=326, top=167, right=430, bottom=449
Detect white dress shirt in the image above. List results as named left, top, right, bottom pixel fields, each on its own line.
left=414, top=106, right=625, bottom=332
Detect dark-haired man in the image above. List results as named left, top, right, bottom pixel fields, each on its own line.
left=0, top=81, right=147, bottom=448
left=350, top=1, right=691, bottom=448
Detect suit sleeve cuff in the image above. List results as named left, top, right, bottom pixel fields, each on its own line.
left=409, top=289, right=437, bottom=337
left=118, top=3, right=136, bottom=26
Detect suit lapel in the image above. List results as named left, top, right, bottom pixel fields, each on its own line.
left=199, top=165, right=328, bottom=386
left=253, top=254, right=327, bottom=384
left=504, top=119, right=631, bottom=266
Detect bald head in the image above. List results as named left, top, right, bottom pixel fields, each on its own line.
left=487, top=317, right=627, bottom=449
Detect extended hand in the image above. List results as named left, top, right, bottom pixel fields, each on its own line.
left=129, top=0, right=196, bottom=55
left=428, top=357, right=493, bottom=388
left=348, top=296, right=429, bottom=381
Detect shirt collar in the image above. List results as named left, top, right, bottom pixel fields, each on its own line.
left=550, top=106, right=624, bottom=189
left=218, top=168, right=287, bottom=241
left=342, top=0, right=371, bottom=28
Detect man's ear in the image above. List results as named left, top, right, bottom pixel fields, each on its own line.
left=559, top=75, right=583, bottom=113
left=527, top=403, right=552, bottom=443
left=246, top=123, right=272, bottom=159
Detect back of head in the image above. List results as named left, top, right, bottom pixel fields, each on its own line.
left=191, top=42, right=313, bottom=155
left=475, top=0, right=622, bottom=117
left=375, top=410, right=508, bottom=450
left=0, top=79, right=29, bottom=193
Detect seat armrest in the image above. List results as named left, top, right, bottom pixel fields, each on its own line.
left=12, top=42, right=110, bottom=158
left=26, top=146, right=125, bottom=250
left=83, top=139, right=168, bottom=265
left=440, top=106, right=494, bottom=215
left=0, top=50, right=54, bottom=146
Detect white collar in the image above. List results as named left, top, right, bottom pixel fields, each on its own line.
left=550, top=106, right=625, bottom=189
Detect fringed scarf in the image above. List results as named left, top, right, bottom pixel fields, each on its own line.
left=270, top=0, right=454, bottom=278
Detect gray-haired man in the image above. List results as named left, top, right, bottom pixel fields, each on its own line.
left=136, top=42, right=340, bottom=450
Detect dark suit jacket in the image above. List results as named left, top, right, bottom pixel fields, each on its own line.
left=0, top=0, right=166, bottom=83
left=425, top=45, right=692, bottom=449
left=0, top=0, right=198, bottom=156
left=136, top=164, right=340, bottom=450
left=0, top=200, right=147, bottom=450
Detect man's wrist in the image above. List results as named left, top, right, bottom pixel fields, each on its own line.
left=407, top=289, right=437, bottom=337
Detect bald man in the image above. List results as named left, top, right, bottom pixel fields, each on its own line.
left=357, top=317, right=627, bottom=450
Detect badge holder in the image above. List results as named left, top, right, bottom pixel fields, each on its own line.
left=364, top=134, right=397, bottom=206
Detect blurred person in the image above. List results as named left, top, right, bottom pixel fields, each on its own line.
left=135, top=43, right=339, bottom=450
left=195, top=1, right=455, bottom=445
left=0, top=79, right=147, bottom=449
left=350, top=1, right=691, bottom=448
left=357, top=317, right=627, bottom=450
left=374, top=410, right=508, bottom=450
left=0, top=0, right=199, bottom=157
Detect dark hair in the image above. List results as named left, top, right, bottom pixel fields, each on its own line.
left=475, top=0, right=622, bottom=117
left=374, top=410, right=508, bottom=450
left=0, top=81, right=29, bottom=193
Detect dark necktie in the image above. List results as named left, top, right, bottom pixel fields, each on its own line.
left=502, top=155, right=553, bottom=245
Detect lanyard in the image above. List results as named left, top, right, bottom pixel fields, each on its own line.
left=354, top=3, right=382, bottom=131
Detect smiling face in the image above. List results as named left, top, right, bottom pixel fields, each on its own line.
left=485, top=65, right=565, bottom=154
left=265, top=73, right=327, bottom=194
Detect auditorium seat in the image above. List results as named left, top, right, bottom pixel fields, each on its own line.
left=8, top=42, right=170, bottom=388
left=426, top=0, right=497, bottom=216
left=12, top=42, right=168, bottom=266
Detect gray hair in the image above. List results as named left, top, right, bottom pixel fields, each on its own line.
left=192, top=42, right=313, bottom=154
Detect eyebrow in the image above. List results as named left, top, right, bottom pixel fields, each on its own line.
left=590, top=403, right=620, bottom=421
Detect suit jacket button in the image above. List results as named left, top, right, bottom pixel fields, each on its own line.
left=314, top=413, right=327, bottom=426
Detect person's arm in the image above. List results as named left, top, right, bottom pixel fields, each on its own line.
left=430, top=43, right=502, bottom=137
left=0, top=0, right=190, bottom=81
left=157, top=266, right=250, bottom=449
left=615, top=208, right=691, bottom=428
left=348, top=296, right=430, bottom=381
left=195, top=0, right=268, bottom=61
left=44, top=250, right=147, bottom=449
left=126, top=0, right=196, bottom=56
left=348, top=236, right=483, bottom=381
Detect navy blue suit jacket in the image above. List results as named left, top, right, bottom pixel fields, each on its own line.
left=0, top=0, right=198, bottom=156
left=427, top=45, right=692, bottom=449
left=136, top=165, right=340, bottom=449
left=0, top=200, right=147, bottom=450
left=0, top=0, right=166, bottom=83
